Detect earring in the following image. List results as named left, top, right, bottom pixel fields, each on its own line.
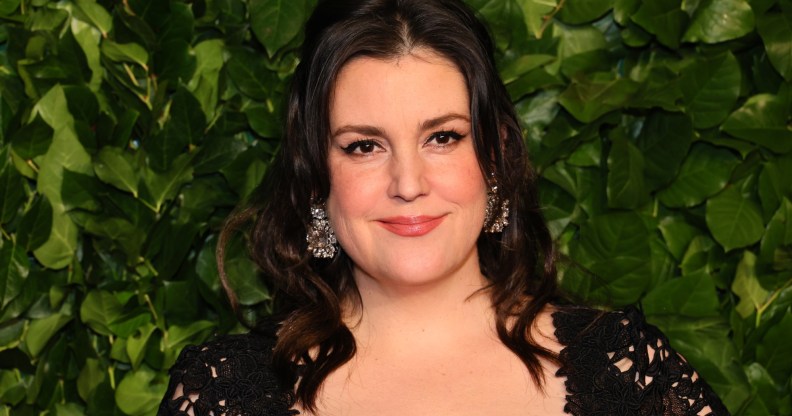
left=306, top=203, right=338, bottom=258
left=484, top=183, right=509, bottom=233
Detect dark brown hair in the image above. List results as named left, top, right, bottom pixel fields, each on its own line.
left=218, top=0, right=559, bottom=410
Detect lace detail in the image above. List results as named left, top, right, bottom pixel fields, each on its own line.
left=553, top=306, right=730, bottom=416
left=158, top=307, right=729, bottom=415
left=157, top=329, right=298, bottom=416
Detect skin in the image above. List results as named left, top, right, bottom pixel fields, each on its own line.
left=309, top=49, right=568, bottom=416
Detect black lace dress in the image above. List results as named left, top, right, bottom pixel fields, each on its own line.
left=157, top=306, right=730, bottom=416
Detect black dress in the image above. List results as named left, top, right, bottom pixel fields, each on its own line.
left=157, top=306, right=730, bottom=416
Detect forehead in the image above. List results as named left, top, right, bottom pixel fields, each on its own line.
left=329, top=49, right=470, bottom=127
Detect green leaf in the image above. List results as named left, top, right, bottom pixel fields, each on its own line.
left=631, top=0, right=687, bottom=49
left=72, top=0, right=113, bottom=36
left=126, top=323, right=156, bottom=370
left=79, top=290, right=123, bottom=336
left=706, top=186, right=764, bottom=251
left=658, top=215, right=701, bottom=260
left=0, top=240, right=29, bottom=309
left=93, top=147, right=138, bottom=196
left=100, top=40, right=149, bottom=68
left=249, top=0, right=305, bottom=57
left=758, top=154, right=792, bottom=219
left=76, top=358, right=105, bottom=402
left=0, top=150, right=25, bottom=225
left=227, top=47, right=278, bottom=101
left=187, top=39, right=225, bottom=120
left=165, top=321, right=214, bottom=350
left=682, top=0, right=754, bottom=43
left=499, top=54, right=556, bottom=84
left=680, top=52, right=741, bottom=129
left=24, top=313, right=72, bottom=358
left=559, top=75, right=639, bottom=122
left=606, top=134, right=648, bottom=209
left=760, top=198, right=792, bottom=266
left=721, top=94, right=792, bottom=153
left=633, top=112, right=693, bottom=190
left=643, top=271, right=720, bottom=317
left=756, top=311, right=792, bottom=383
left=9, top=115, right=54, bottom=160
left=756, top=10, right=792, bottom=81
left=744, top=363, right=780, bottom=415
left=114, top=366, right=166, bottom=416
left=166, top=87, right=206, bottom=147
left=557, top=0, right=613, bottom=24
left=141, top=153, right=194, bottom=212
left=569, top=212, right=652, bottom=305
left=32, top=85, right=92, bottom=269
left=196, top=236, right=270, bottom=306
left=0, top=0, right=20, bottom=15
left=658, top=143, right=740, bottom=208
left=517, top=0, right=557, bottom=38
left=732, top=251, right=769, bottom=318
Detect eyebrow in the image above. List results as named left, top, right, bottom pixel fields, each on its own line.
left=331, top=113, right=470, bottom=138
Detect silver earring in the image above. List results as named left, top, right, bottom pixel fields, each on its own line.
left=307, top=203, right=338, bottom=258
left=484, top=183, right=509, bottom=233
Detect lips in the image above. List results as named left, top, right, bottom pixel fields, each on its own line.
left=376, top=215, right=445, bottom=237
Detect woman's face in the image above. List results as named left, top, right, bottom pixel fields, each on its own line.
left=326, top=49, right=488, bottom=290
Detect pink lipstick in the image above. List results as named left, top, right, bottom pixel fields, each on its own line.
left=376, top=215, right=445, bottom=237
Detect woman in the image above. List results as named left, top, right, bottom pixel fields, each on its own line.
left=158, top=0, right=729, bottom=415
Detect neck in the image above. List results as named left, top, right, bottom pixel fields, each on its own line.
left=345, top=257, right=495, bottom=349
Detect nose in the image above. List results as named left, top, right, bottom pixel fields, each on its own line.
left=387, top=152, right=428, bottom=202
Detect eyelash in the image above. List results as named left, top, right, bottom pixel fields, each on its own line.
left=340, top=130, right=465, bottom=155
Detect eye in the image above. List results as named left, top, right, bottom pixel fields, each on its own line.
left=341, top=139, right=382, bottom=155
left=426, top=130, right=464, bottom=146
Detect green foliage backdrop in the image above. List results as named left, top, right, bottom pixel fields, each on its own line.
left=0, top=0, right=790, bottom=414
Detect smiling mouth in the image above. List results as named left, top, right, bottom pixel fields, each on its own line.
left=376, top=215, right=446, bottom=237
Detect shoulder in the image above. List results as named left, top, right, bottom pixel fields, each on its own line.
left=157, top=326, right=297, bottom=416
left=551, top=305, right=730, bottom=416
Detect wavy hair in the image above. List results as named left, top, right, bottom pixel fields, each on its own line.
left=218, top=0, right=559, bottom=410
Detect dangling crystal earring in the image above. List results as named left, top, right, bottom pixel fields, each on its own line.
left=484, top=182, right=510, bottom=233
left=306, top=203, right=338, bottom=258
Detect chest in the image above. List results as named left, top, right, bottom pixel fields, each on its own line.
left=303, top=343, right=568, bottom=416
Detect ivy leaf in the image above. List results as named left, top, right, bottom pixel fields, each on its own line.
left=516, top=0, right=557, bottom=38
left=758, top=154, right=792, bottom=218
left=24, top=313, right=72, bottom=358
left=79, top=290, right=123, bottom=336
left=658, top=143, right=740, bottom=208
left=249, top=0, right=305, bottom=57
left=0, top=240, right=29, bottom=309
left=126, top=324, right=156, bottom=370
left=570, top=212, right=652, bottom=305
left=756, top=10, right=792, bottom=81
left=72, top=0, right=113, bottom=36
left=76, top=358, right=105, bottom=402
left=9, top=115, right=53, bottom=160
left=187, top=39, right=225, bottom=120
left=0, top=148, right=25, bottom=225
left=0, top=0, right=20, bottom=15
left=679, top=52, right=741, bottom=129
left=93, top=147, right=138, bottom=197
left=682, top=0, right=754, bottom=43
left=721, top=94, right=792, bottom=154
left=607, top=134, right=648, bottom=209
left=559, top=75, right=639, bottom=123
left=631, top=0, right=687, bottom=49
left=756, top=312, right=792, bottom=383
left=633, top=112, right=693, bottom=190
left=15, top=194, right=53, bottom=251
left=101, top=40, right=149, bottom=68
left=759, top=198, right=792, bottom=267
left=731, top=251, right=768, bottom=318
left=557, top=0, right=612, bottom=24
left=643, top=271, right=720, bottom=318
left=658, top=215, right=701, bottom=261
left=114, top=366, right=166, bottom=416
left=706, top=187, right=764, bottom=252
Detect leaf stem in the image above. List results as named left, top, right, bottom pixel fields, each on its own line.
left=538, top=0, right=565, bottom=38
left=756, top=276, right=792, bottom=327
left=144, top=293, right=159, bottom=325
